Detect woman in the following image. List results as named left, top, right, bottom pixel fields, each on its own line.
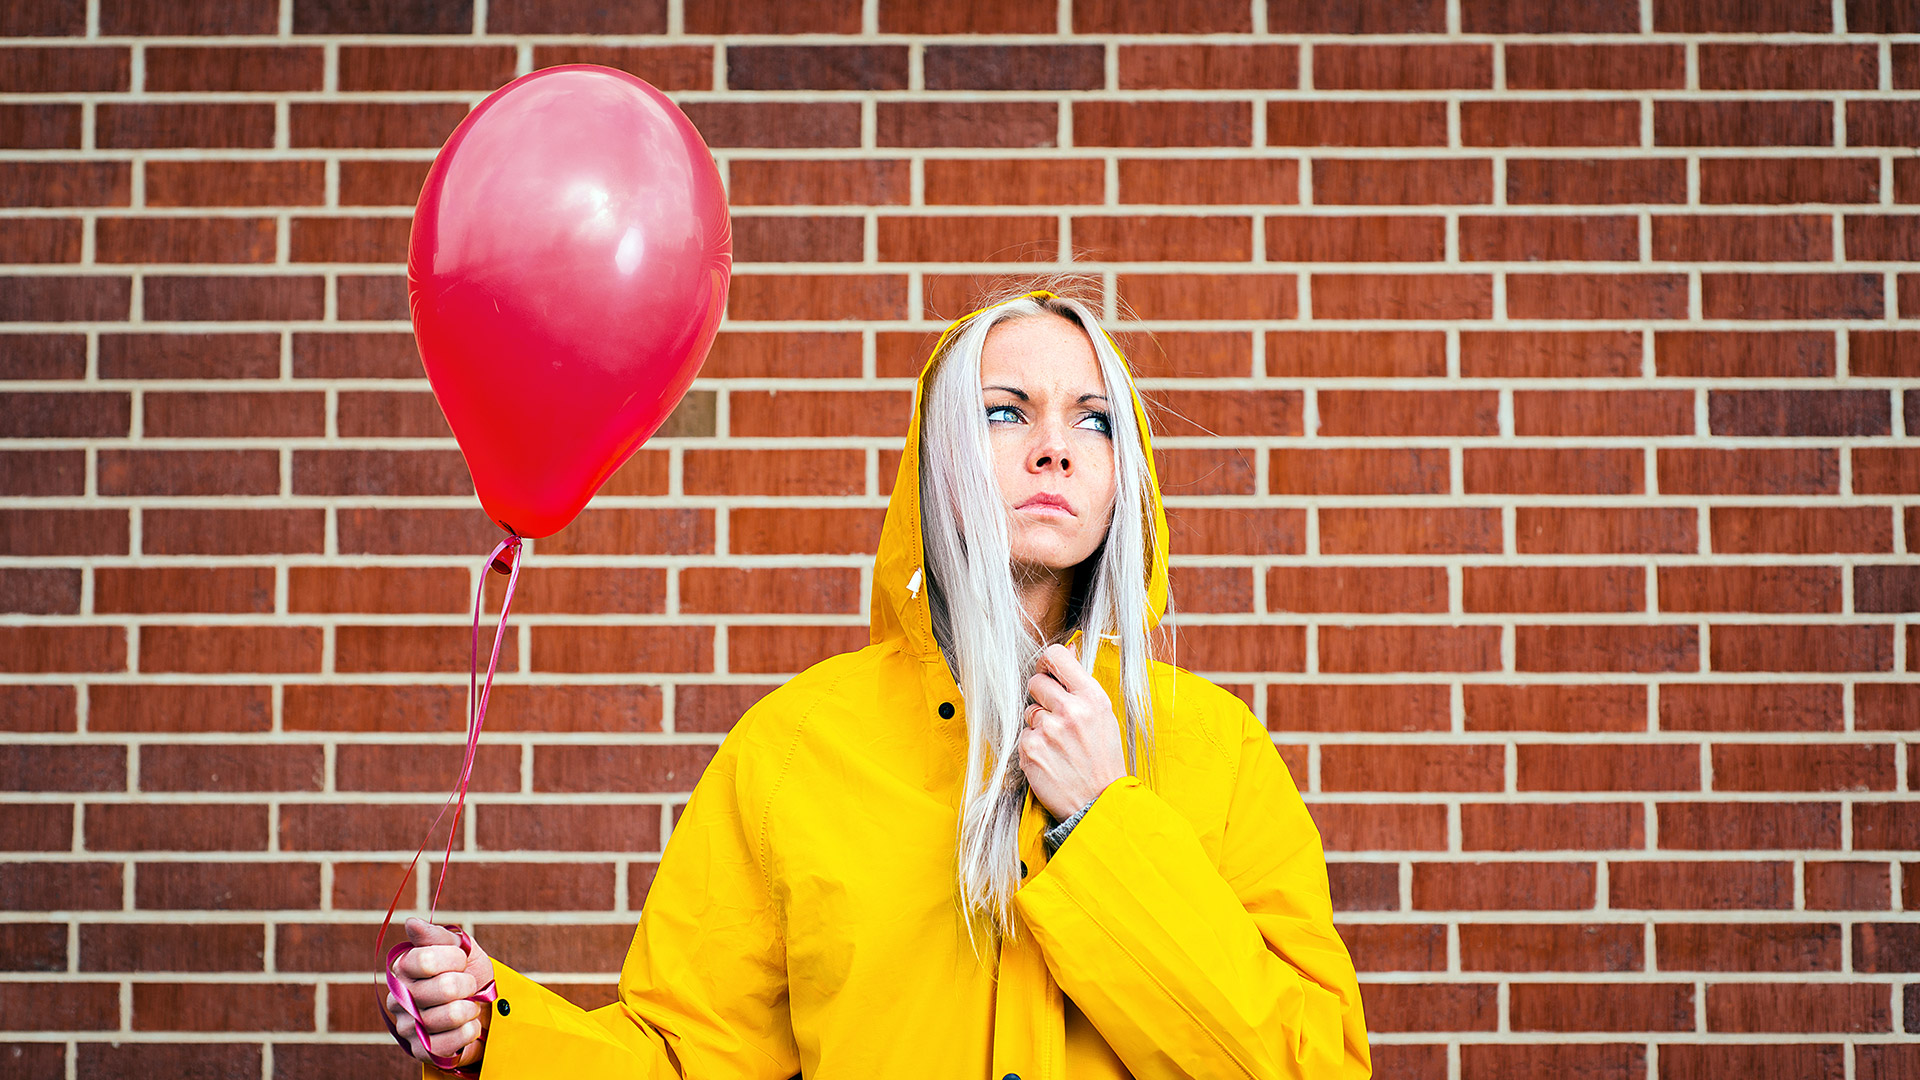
left=387, top=283, right=1371, bottom=1078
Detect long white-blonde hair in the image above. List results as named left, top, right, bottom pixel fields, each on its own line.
left=918, top=279, right=1163, bottom=951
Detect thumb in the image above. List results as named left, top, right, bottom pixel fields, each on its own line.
left=405, top=917, right=460, bottom=947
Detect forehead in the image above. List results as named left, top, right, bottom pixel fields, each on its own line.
left=977, top=315, right=1103, bottom=391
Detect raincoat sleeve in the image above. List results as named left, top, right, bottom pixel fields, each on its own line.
left=1013, top=707, right=1370, bottom=1080
left=423, top=741, right=797, bottom=1080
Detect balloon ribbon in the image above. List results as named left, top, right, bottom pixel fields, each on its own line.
left=375, top=533, right=523, bottom=1072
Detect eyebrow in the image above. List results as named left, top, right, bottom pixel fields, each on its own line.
left=983, top=385, right=1110, bottom=405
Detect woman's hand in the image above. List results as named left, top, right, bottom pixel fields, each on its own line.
left=1018, top=643, right=1128, bottom=821
left=385, top=917, right=496, bottom=1070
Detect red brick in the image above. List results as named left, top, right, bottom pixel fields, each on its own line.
left=1663, top=1044, right=1844, bottom=1080
left=1508, top=273, right=1686, bottom=320
left=1159, top=624, right=1304, bottom=673
left=1267, top=331, right=1442, bottom=377
left=1267, top=566, right=1444, bottom=615
left=288, top=216, right=409, bottom=263
left=1656, top=101, right=1832, bottom=147
left=0, top=103, right=79, bottom=149
left=686, top=0, right=856, bottom=32
left=1705, top=983, right=1889, bottom=1033
left=1118, top=45, right=1298, bottom=89
left=144, top=45, right=321, bottom=91
left=1506, top=44, right=1683, bottom=89
left=1848, top=102, right=1920, bottom=147
left=290, top=102, right=468, bottom=149
left=1660, top=448, right=1837, bottom=496
left=704, top=621, right=854, bottom=676
left=335, top=159, right=431, bottom=208
left=1320, top=507, right=1500, bottom=555
left=1465, top=684, right=1646, bottom=733
left=1460, top=214, right=1637, bottom=261
left=1701, top=44, right=1876, bottom=90
left=1073, top=0, right=1246, bottom=30
left=481, top=567, right=667, bottom=616
left=474, top=804, right=663, bottom=854
left=1073, top=215, right=1250, bottom=262
left=1313, top=44, right=1487, bottom=90
left=1313, top=159, right=1491, bottom=205
left=734, top=215, right=861, bottom=263
left=139, top=625, right=320, bottom=674
left=1308, top=804, right=1447, bottom=852
left=1074, top=101, right=1250, bottom=148
left=1266, top=216, right=1443, bottom=262
left=1857, top=684, right=1920, bottom=732
left=1715, top=743, right=1895, bottom=793
left=708, top=331, right=863, bottom=379
left=1703, top=273, right=1882, bottom=319
left=1270, top=0, right=1442, bottom=31
left=1805, top=861, right=1890, bottom=910
left=1516, top=625, right=1700, bottom=673
left=728, top=274, right=904, bottom=322
left=874, top=102, right=1054, bottom=148
left=0, top=391, right=128, bottom=437
left=98, top=103, right=273, bottom=149
left=143, top=508, right=324, bottom=556
left=0, top=568, right=79, bottom=615
left=1320, top=626, right=1501, bottom=674
left=146, top=160, right=323, bottom=208
left=132, top=861, right=315, bottom=910
left=1660, top=566, right=1840, bottom=615
left=530, top=44, right=703, bottom=87
left=81, top=923, right=263, bottom=973
left=0, top=508, right=127, bottom=555
left=90, top=684, right=269, bottom=734
left=335, top=743, right=518, bottom=794
left=1855, top=449, right=1920, bottom=495
left=1464, top=0, right=1638, bottom=31
left=1847, top=215, right=1920, bottom=262
left=1328, top=862, right=1400, bottom=912
left=1712, top=624, right=1892, bottom=673
left=923, top=45, right=1098, bottom=91
left=0, top=1, right=85, bottom=35
left=1861, top=1046, right=1920, bottom=1080
left=1462, top=1044, right=1646, bottom=1080
left=132, top=982, right=311, bottom=1032
left=1463, top=331, right=1642, bottom=379
left=95, top=567, right=273, bottom=615
left=145, top=391, right=325, bottom=438
left=0, top=217, right=79, bottom=262
left=292, top=331, right=419, bottom=379
left=1853, top=803, right=1920, bottom=850
left=925, top=159, right=1099, bottom=207
left=709, top=508, right=844, bottom=555
left=0, top=275, right=130, bottom=321
left=140, top=743, right=322, bottom=794
left=877, top=0, right=1049, bottom=33
left=1609, top=860, right=1792, bottom=909
left=86, top=803, right=267, bottom=852
left=1119, top=159, right=1298, bottom=205
left=1710, top=506, right=1891, bottom=554
left=0, top=163, right=126, bottom=209
left=1701, top=157, right=1878, bottom=204
left=1463, top=802, right=1645, bottom=852
left=1336, top=922, right=1446, bottom=970
left=1317, top=390, right=1494, bottom=437
left=1854, top=923, right=1920, bottom=972
left=338, top=45, right=514, bottom=91
left=0, top=920, right=67, bottom=968
left=1510, top=982, right=1694, bottom=1032
left=0, top=627, right=126, bottom=673
left=0, top=745, right=121, bottom=792
left=1322, top=745, right=1503, bottom=793
left=1268, top=684, right=1450, bottom=734
left=534, top=744, right=716, bottom=795
left=1459, top=923, right=1642, bottom=972
left=1464, top=101, right=1640, bottom=147
left=1858, top=565, right=1920, bottom=613
left=102, top=0, right=278, bottom=33
left=100, top=449, right=279, bottom=496
left=1160, top=450, right=1257, bottom=496
left=1312, top=274, right=1491, bottom=320
left=1413, top=862, right=1595, bottom=910
left=1515, top=390, right=1690, bottom=436
left=1465, top=448, right=1644, bottom=496
left=1118, top=274, right=1293, bottom=320
left=1464, top=566, right=1643, bottom=613
left=333, top=623, right=518, bottom=674
left=1660, top=801, right=1841, bottom=850
left=142, top=275, right=322, bottom=322
left=1507, top=158, right=1686, bottom=204
left=1660, top=683, right=1838, bottom=734
left=1518, top=744, right=1698, bottom=792
left=0, top=982, right=118, bottom=1030
left=532, top=626, right=713, bottom=674
left=1269, top=102, right=1446, bottom=147
left=1653, top=213, right=1831, bottom=261
left=1361, top=983, right=1496, bottom=1033
left=336, top=273, right=404, bottom=319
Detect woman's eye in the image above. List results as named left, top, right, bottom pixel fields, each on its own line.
left=986, top=405, right=1022, bottom=424
left=1078, top=411, right=1112, bottom=435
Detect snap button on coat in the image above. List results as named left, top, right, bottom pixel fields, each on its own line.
left=938, top=701, right=954, bottom=718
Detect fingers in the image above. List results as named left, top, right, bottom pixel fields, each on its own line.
left=1026, top=669, right=1073, bottom=715
left=405, top=917, right=460, bottom=947
left=401, top=968, right=480, bottom=1009
left=393, top=943, right=472, bottom=982
left=1039, top=643, right=1099, bottom=692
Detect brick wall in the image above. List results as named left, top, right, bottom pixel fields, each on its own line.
left=3, top=0, right=1918, bottom=1077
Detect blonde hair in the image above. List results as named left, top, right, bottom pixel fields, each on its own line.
left=917, top=276, right=1164, bottom=951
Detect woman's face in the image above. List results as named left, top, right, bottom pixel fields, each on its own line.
left=978, top=314, right=1118, bottom=573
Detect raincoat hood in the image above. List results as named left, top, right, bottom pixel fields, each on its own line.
left=870, top=290, right=1171, bottom=662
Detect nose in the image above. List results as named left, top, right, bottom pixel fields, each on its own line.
left=1028, top=417, right=1071, bottom=474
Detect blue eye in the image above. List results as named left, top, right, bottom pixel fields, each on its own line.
left=986, top=405, right=1022, bottom=424
left=1080, top=412, right=1112, bottom=436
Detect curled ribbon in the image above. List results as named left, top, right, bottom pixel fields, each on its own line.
left=375, top=532, right=524, bottom=1072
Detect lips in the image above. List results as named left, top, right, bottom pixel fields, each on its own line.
left=1016, top=494, right=1073, bottom=515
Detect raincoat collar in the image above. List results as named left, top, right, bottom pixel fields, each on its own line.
left=869, top=290, right=1171, bottom=665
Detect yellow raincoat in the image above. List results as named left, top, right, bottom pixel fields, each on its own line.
left=440, top=307, right=1371, bottom=1079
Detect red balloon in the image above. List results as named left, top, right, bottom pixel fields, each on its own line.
left=409, top=65, right=731, bottom=539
